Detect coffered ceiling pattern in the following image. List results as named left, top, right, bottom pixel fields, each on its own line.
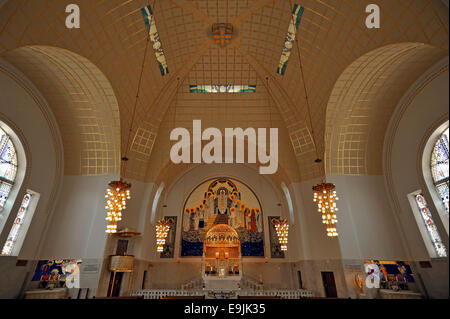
left=3, top=45, right=121, bottom=175
left=0, top=0, right=448, bottom=182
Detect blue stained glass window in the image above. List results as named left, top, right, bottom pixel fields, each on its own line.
left=277, top=4, right=304, bottom=75
left=0, top=127, right=17, bottom=212
left=431, top=128, right=449, bottom=215
left=189, top=85, right=256, bottom=93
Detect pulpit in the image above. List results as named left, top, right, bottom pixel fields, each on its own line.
left=108, top=255, right=135, bottom=297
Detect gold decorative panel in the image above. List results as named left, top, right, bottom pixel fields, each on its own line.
left=0, top=0, right=448, bottom=182
left=325, top=43, right=447, bottom=175
left=3, top=46, right=121, bottom=176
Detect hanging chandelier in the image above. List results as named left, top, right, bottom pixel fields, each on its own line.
left=155, top=218, right=173, bottom=252
left=272, top=218, right=289, bottom=251
left=313, top=182, right=339, bottom=237
left=104, top=16, right=154, bottom=233
left=105, top=180, right=131, bottom=233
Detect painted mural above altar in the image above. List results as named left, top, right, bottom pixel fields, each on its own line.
left=181, top=178, right=264, bottom=257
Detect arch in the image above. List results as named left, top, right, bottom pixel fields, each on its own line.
left=153, top=164, right=286, bottom=260
left=180, top=177, right=264, bottom=257
left=382, top=55, right=449, bottom=265
left=281, top=182, right=294, bottom=225
left=0, top=119, right=27, bottom=236
left=2, top=46, right=121, bottom=176
left=150, top=182, right=165, bottom=224
left=0, top=124, right=19, bottom=211
left=421, top=120, right=449, bottom=235
left=325, top=43, right=447, bottom=176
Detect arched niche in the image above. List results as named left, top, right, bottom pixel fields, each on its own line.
left=325, top=43, right=447, bottom=176
left=421, top=120, right=449, bottom=235
left=143, top=163, right=292, bottom=262
left=3, top=46, right=121, bottom=176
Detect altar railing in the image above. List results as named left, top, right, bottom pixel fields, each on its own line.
left=131, top=289, right=315, bottom=299
left=131, top=289, right=205, bottom=299
left=238, top=289, right=315, bottom=299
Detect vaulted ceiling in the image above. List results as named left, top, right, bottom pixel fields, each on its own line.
left=0, top=0, right=448, bottom=184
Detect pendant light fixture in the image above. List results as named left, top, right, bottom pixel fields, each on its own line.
left=290, top=1, right=340, bottom=237
left=272, top=218, right=289, bottom=251
left=155, top=218, right=174, bottom=253
left=104, top=5, right=153, bottom=233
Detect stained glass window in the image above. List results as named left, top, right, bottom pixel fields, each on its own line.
left=141, top=5, right=169, bottom=76
left=189, top=85, right=256, bottom=93
left=431, top=127, right=449, bottom=215
left=414, top=193, right=447, bottom=257
left=1, top=193, right=33, bottom=256
left=0, top=127, right=17, bottom=212
left=277, top=4, right=304, bottom=75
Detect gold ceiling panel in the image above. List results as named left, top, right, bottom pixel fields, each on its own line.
left=185, top=46, right=258, bottom=89
left=0, top=0, right=448, bottom=182
left=3, top=45, right=121, bottom=175
left=144, top=77, right=301, bottom=184
left=325, top=42, right=447, bottom=176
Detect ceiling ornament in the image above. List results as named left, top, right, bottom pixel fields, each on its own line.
left=211, top=23, right=233, bottom=48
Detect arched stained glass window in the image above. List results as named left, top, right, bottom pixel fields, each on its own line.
left=431, top=127, right=449, bottom=215
left=0, top=127, right=18, bottom=212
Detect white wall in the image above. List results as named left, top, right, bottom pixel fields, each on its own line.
left=0, top=59, right=64, bottom=298
left=328, top=175, right=407, bottom=260
left=40, top=175, right=117, bottom=259
left=0, top=60, right=62, bottom=260
left=290, top=180, right=343, bottom=261
left=385, top=59, right=449, bottom=298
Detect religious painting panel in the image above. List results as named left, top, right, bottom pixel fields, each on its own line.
left=181, top=178, right=264, bottom=257
left=32, top=259, right=82, bottom=289
left=364, top=260, right=415, bottom=290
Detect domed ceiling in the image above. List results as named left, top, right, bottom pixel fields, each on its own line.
left=0, top=0, right=448, bottom=184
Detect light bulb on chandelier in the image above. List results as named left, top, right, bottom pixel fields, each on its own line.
left=272, top=218, right=289, bottom=251
left=104, top=180, right=131, bottom=233
left=313, top=182, right=339, bottom=237
left=155, top=218, right=174, bottom=252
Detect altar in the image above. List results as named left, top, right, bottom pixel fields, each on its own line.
left=202, top=224, right=242, bottom=291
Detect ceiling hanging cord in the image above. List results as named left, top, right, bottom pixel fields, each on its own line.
left=266, top=76, right=289, bottom=247
left=121, top=22, right=153, bottom=178
left=288, top=0, right=324, bottom=183
left=104, top=1, right=154, bottom=234
left=168, top=77, right=181, bottom=185
left=289, top=1, right=339, bottom=237
left=155, top=77, right=180, bottom=251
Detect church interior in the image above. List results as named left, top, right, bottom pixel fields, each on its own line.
left=0, top=0, right=448, bottom=300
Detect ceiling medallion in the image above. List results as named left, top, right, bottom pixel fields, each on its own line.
left=211, top=23, right=233, bottom=48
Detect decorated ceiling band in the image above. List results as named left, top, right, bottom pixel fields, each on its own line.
left=141, top=5, right=169, bottom=76
left=189, top=85, right=256, bottom=93
left=277, top=4, right=304, bottom=75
